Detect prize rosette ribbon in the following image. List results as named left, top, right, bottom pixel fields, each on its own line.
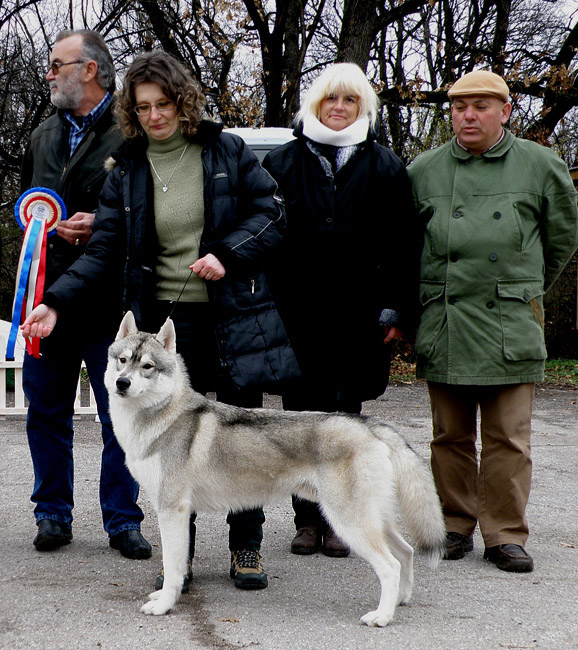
left=5, top=188, right=66, bottom=360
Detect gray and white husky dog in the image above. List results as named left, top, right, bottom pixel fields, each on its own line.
left=105, top=311, right=445, bottom=627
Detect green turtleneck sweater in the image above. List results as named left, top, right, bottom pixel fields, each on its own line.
left=147, top=129, right=208, bottom=302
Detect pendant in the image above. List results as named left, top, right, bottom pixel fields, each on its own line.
left=162, top=185, right=168, bottom=193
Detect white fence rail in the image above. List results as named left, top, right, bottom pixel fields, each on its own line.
left=0, top=322, right=98, bottom=418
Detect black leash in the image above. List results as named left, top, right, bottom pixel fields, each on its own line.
left=166, top=268, right=194, bottom=321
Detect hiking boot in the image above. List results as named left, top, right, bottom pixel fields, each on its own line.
left=484, top=544, right=534, bottom=573
left=290, top=526, right=321, bottom=555
left=154, top=559, right=193, bottom=593
left=444, top=532, right=474, bottom=560
left=230, top=550, right=268, bottom=589
left=322, top=526, right=350, bottom=557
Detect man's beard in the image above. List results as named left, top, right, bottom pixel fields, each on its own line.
left=49, top=77, right=84, bottom=111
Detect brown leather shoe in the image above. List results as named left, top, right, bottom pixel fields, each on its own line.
left=444, top=532, right=474, bottom=560
left=483, top=544, right=534, bottom=573
left=322, top=526, right=350, bottom=557
left=290, top=526, right=320, bottom=555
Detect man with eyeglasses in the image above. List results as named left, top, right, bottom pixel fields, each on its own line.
left=19, top=29, right=151, bottom=560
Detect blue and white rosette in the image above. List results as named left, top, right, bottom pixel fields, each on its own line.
left=5, top=188, right=67, bottom=360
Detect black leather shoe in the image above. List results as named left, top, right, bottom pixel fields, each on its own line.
left=109, top=530, right=152, bottom=559
left=33, top=519, right=73, bottom=551
left=444, top=532, right=474, bottom=560
left=483, top=544, right=534, bottom=573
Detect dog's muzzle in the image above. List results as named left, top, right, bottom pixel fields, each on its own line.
left=116, top=376, right=131, bottom=394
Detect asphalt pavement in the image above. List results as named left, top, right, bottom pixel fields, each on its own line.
left=1, top=382, right=577, bottom=650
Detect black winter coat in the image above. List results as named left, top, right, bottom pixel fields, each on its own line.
left=20, top=100, right=125, bottom=336
left=263, top=128, right=420, bottom=402
left=44, top=120, right=299, bottom=391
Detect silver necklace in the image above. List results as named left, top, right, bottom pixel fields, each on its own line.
left=147, top=144, right=189, bottom=193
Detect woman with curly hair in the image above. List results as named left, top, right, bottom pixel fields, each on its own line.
left=22, top=50, right=298, bottom=593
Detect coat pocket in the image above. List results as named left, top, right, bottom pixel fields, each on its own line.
left=415, top=280, right=446, bottom=358
left=497, top=279, right=546, bottom=361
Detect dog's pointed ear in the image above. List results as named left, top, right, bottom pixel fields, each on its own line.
left=116, top=311, right=138, bottom=340
left=155, top=317, right=177, bottom=355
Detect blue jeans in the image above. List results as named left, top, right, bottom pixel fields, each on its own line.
left=23, top=332, right=143, bottom=536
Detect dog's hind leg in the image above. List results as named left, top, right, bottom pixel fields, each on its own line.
left=319, top=467, right=406, bottom=626
left=141, top=507, right=191, bottom=615
left=352, top=535, right=401, bottom=627
left=385, top=528, right=414, bottom=605
left=322, top=505, right=401, bottom=627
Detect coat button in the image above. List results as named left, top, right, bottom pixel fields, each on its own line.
left=450, top=253, right=459, bottom=262
left=523, top=292, right=531, bottom=301
left=325, top=217, right=333, bottom=224
left=453, top=211, right=463, bottom=219
left=493, top=211, right=502, bottom=219
left=486, top=301, right=495, bottom=309
left=125, top=206, right=130, bottom=212
left=489, top=252, right=498, bottom=261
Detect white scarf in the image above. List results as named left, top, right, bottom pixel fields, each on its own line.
left=302, top=113, right=370, bottom=146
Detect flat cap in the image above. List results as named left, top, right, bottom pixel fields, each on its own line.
left=448, top=70, right=509, bottom=102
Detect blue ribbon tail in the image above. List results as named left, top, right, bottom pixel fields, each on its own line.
left=5, top=218, right=42, bottom=360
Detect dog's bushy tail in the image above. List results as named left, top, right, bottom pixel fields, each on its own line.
left=377, top=426, right=446, bottom=567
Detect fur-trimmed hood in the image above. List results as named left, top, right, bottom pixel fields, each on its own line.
left=104, top=155, right=116, bottom=172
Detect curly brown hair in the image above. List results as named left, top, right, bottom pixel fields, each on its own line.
left=115, top=50, right=205, bottom=139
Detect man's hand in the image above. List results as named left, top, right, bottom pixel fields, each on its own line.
left=56, top=211, right=95, bottom=246
left=191, top=253, right=226, bottom=281
left=21, top=304, right=58, bottom=339
left=384, top=325, right=403, bottom=344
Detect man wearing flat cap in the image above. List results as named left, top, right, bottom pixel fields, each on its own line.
left=408, top=69, right=578, bottom=572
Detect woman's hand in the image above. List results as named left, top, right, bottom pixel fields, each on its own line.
left=191, top=253, right=226, bottom=281
left=20, top=304, right=59, bottom=339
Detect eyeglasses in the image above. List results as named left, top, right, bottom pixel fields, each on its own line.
left=133, top=100, right=175, bottom=116
left=48, top=60, right=85, bottom=75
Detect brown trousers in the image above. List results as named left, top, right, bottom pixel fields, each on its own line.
left=427, top=382, right=534, bottom=548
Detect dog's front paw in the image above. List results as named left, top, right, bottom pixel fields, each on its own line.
left=360, top=609, right=394, bottom=627
left=140, top=595, right=174, bottom=615
left=147, top=589, right=162, bottom=601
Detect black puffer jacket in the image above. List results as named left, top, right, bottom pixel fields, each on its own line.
left=20, top=100, right=125, bottom=335
left=44, top=120, right=299, bottom=390
left=263, top=126, right=420, bottom=402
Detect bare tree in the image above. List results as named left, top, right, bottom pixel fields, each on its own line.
left=2, top=0, right=578, bottom=321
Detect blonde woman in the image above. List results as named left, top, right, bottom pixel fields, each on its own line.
left=263, top=63, right=420, bottom=557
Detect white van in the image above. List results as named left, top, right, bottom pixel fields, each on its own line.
left=224, top=127, right=295, bottom=162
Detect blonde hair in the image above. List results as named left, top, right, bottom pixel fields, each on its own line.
left=296, top=63, right=380, bottom=128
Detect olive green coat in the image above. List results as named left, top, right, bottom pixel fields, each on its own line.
left=408, top=130, right=578, bottom=385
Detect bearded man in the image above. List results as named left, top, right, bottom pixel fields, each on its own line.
left=20, top=30, right=150, bottom=559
